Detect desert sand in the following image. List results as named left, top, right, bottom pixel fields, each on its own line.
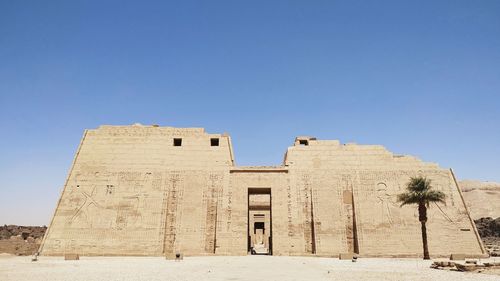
left=0, top=255, right=499, bottom=281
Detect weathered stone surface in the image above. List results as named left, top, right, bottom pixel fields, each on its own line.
left=39, top=125, right=486, bottom=258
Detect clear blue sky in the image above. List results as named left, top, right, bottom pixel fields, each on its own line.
left=1, top=1, right=499, bottom=225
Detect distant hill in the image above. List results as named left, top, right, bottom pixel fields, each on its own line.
left=458, top=180, right=500, bottom=220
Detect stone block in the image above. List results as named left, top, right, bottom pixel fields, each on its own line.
left=64, top=253, right=79, bottom=260
left=450, top=254, right=466, bottom=260
left=432, top=260, right=454, bottom=267
left=455, top=263, right=477, bottom=272
left=339, top=253, right=354, bottom=260
left=484, top=261, right=500, bottom=267
left=166, top=253, right=183, bottom=261
left=10, top=235, right=22, bottom=241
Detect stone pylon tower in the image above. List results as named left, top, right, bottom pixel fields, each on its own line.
left=40, top=124, right=486, bottom=258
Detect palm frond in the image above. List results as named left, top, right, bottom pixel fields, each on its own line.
left=397, top=192, right=420, bottom=207
left=407, top=177, right=432, bottom=193
left=424, top=190, right=446, bottom=206
left=397, top=176, right=446, bottom=208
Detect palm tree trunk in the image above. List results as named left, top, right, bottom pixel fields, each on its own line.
left=420, top=220, right=430, bottom=259
left=419, top=203, right=430, bottom=260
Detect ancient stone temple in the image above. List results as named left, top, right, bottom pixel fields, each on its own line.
left=40, top=125, right=486, bottom=257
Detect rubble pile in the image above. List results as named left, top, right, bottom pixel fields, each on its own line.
left=0, top=225, right=46, bottom=256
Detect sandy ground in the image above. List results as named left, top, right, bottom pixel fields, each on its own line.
left=0, top=255, right=499, bottom=281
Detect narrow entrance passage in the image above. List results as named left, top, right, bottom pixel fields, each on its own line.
left=248, top=188, right=272, bottom=255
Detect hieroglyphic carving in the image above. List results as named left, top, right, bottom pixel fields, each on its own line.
left=226, top=190, right=233, bottom=231
left=164, top=173, right=181, bottom=254
left=375, top=182, right=398, bottom=225
left=300, top=174, right=314, bottom=253
left=68, top=185, right=101, bottom=227
left=204, top=173, right=222, bottom=253
left=286, top=179, right=294, bottom=237
left=66, top=172, right=151, bottom=231
left=341, top=175, right=356, bottom=252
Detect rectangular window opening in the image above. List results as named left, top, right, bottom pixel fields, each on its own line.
left=173, top=138, right=182, bottom=146
left=299, top=140, right=309, bottom=146
left=211, top=138, right=219, bottom=146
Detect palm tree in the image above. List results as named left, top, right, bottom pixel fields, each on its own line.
left=397, top=176, right=446, bottom=260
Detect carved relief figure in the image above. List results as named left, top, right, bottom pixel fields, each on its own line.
left=376, top=182, right=399, bottom=225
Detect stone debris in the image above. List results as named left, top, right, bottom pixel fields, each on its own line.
left=431, top=258, right=500, bottom=273
left=0, top=225, right=46, bottom=240
left=0, top=225, right=47, bottom=256
left=475, top=217, right=500, bottom=257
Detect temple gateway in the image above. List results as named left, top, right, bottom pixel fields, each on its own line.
left=40, top=125, right=486, bottom=258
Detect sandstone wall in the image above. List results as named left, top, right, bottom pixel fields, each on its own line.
left=40, top=126, right=485, bottom=258
left=40, top=125, right=233, bottom=256
left=284, top=138, right=485, bottom=257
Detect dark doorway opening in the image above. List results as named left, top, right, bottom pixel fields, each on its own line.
left=254, top=222, right=265, bottom=233
left=248, top=188, right=272, bottom=255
